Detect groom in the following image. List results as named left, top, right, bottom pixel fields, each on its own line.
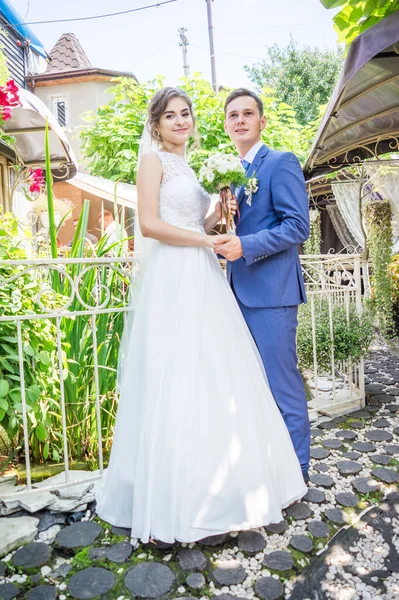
left=214, top=88, right=311, bottom=483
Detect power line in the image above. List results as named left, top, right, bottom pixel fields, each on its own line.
left=133, top=35, right=178, bottom=68
left=3, top=0, right=178, bottom=27
left=191, top=43, right=264, bottom=61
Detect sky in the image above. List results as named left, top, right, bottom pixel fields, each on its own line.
left=10, top=0, right=340, bottom=89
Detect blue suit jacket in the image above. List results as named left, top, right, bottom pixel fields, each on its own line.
left=227, top=144, right=309, bottom=308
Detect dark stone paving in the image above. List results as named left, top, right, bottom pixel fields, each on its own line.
left=55, top=522, right=101, bottom=549
left=304, top=488, right=326, bottom=503
left=177, top=548, right=207, bottom=570
left=26, top=585, right=57, bottom=600
left=124, top=562, right=175, bottom=597
left=12, top=543, right=51, bottom=569
left=336, top=492, right=358, bottom=507
left=255, top=576, right=284, bottom=599
left=336, top=460, right=362, bottom=475
left=285, top=502, right=312, bottom=520
left=213, top=560, right=246, bottom=585
left=0, top=583, right=19, bottom=599
left=263, top=550, right=294, bottom=571
left=68, top=567, right=116, bottom=599
left=307, top=520, right=330, bottom=538
left=290, top=535, right=313, bottom=553
left=187, top=572, right=205, bottom=589
left=309, top=473, right=334, bottom=488
left=372, top=453, right=392, bottom=465
left=237, top=530, right=265, bottom=554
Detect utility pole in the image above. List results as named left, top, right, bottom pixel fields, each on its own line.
left=178, top=28, right=189, bottom=78
left=206, top=0, right=217, bottom=93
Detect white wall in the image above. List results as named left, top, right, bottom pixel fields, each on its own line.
left=34, top=80, right=115, bottom=168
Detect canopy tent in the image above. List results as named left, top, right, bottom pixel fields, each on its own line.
left=2, top=88, right=78, bottom=180
left=304, top=11, right=399, bottom=181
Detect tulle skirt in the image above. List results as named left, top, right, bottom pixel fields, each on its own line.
left=96, top=240, right=307, bottom=543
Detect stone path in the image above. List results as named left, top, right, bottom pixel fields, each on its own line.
left=0, top=347, right=399, bottom=599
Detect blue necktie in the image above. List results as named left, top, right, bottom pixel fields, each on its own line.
left=241, top=159, right=251, bottom=173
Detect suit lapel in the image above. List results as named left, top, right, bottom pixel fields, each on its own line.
left=237, top=144, right=269, bottom=205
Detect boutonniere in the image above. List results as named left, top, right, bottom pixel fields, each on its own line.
left=244, top=175, right=258, bottom=206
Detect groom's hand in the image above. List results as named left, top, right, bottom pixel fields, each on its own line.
left=214, top=235, right=243, bottom=261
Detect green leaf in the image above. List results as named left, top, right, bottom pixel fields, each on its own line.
left=35, top=423, right=48, bottom=442
left=363, top=0, right=377, bottom=18
left=319, top=0, right=347, bottom=7
left=8, top=388, right=21, bottom=402
left=23, top=343, right=35, bottom=357
left=0, top=380, right=9, bottom=397
left=27, top=384, right=40, bottom=403
left=38, top=351, right=50, bottom=366
left=43, top=441, right=49, bottom=460
left=0, top=397, right=8, bottom=411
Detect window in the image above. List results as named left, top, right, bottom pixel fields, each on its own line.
left=52, top=98, right=68, bottom=127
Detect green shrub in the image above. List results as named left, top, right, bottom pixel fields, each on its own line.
left=297, top=299, right=374, bottom=371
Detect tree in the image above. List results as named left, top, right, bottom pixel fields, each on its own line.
left=320, top=0, right=399, bottom=47
left=244, top=39, right=343, bottom=125
left=80, top=73, right=318, bottom=185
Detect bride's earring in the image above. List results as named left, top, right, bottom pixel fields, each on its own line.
left=156, top=130, right=161, bottom=140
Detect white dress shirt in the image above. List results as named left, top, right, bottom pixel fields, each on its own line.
left=241, top=140, right=264, bottom=167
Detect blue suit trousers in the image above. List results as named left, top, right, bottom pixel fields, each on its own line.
left=234, top=292, right=310, bottom=475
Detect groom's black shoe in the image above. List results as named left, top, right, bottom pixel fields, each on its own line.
left=303, top=471, right=309, bottom=485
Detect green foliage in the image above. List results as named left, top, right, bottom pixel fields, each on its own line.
left=297, top=300, right=374, bottom=370
left=80, top=73, right=318, bottom=185
left=320, top=0, right=399, bottom=47
left=303, top=210, right=322, bottom=255
left=50, top=201, right=129, bottom=460
left=80, top=76, right=164, bottom=184
left=364, top=200, right=394, bottom=337
left=0, top=211, right=67, bottom=464
left=244, top=39, right=343, bottom=125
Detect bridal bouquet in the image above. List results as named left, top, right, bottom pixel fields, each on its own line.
left=199, top=153, right=247, bottom=235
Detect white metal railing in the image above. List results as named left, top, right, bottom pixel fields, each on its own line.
left=0, top=254, right=366, bottom=500
left=0, top=256, right=134, bottom=500
left=300, top=253, right=365, bottom=417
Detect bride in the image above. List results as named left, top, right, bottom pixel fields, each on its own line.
left=96, top=87, right=307, bottom=544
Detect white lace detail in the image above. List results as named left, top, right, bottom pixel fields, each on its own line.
left=155, top=150, right=210, bottom=232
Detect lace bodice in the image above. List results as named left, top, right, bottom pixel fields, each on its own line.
left=155, top=150, right=210, bottom=232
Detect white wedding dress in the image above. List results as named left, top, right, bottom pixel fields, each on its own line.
left=96, top=150, right=307, bottom=543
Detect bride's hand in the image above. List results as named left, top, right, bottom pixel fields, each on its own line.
left=215, top=200, right=222, bottom=219
left=215, top=196, right=238, bottom=219
left=205, top=235, right=216, bottom=248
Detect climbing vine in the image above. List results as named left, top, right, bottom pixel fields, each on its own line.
left=364, top=199, right=394, bottom=337
left=303, top=209, right=322, bottom=255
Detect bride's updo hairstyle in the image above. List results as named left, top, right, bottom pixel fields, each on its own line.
left=147, top=87, right=196, bottom=142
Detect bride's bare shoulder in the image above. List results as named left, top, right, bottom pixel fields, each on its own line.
left=140, top=150, right=161, bottom=165
left=138, top=151, right=163, bottom=175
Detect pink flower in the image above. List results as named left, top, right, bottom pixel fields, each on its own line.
left=0, top=79, right=21, bottom=123
left=6, top=80, right=19, bottom=94
left=29, top=182, right=42, bottom=193
left=27, top=167, right=45, bottom=193
left=1, top=107, right=11, bottom=121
